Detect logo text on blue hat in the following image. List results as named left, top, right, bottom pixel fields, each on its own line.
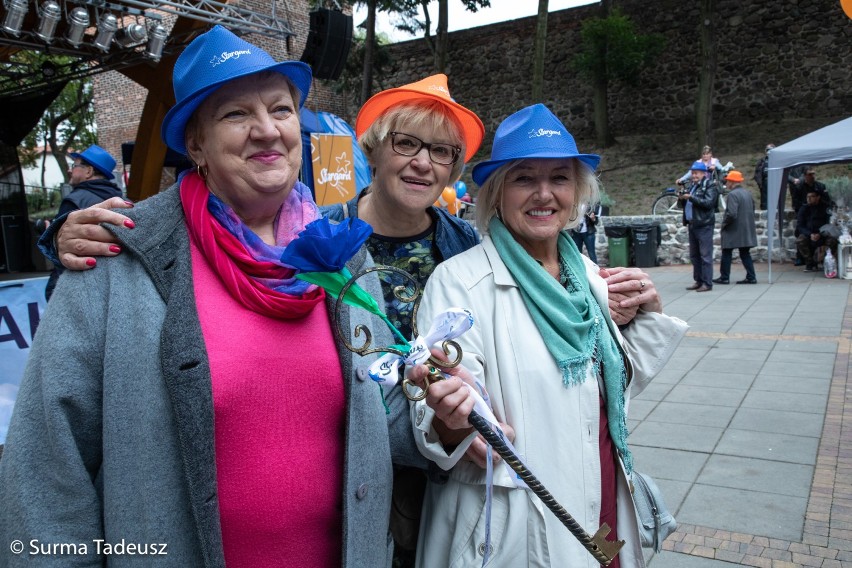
left=211, top=49, right=252, bottom=67
left=528, top=128, right=563, bottom=139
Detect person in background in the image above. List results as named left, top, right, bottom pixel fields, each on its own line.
left=406, top=103, right=688, bottom=567
left=677, top=145, right=723, bottom=186
left=714, top=170, right=757, bottom=284
left=44, top=144, right=123, bottom=300
left=793, top=167, right=829, bottom=208
left=753, top=143, right=774, bottom=210
left=680, top=160, right=719, bottom=292
left=570, top=201, right=602, bottom=263
left=788, top=165, right=811, bottom=214
left=797, top=188, right=836, bottom=273
left=0, top=26, right=426, bottom=567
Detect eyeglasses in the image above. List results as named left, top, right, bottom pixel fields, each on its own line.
left=389, top=132, right=460, bottom=165
left=70, top=163, right=88, bottom=170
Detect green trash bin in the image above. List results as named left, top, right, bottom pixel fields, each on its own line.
left=604, top=225, right=630, bottom=267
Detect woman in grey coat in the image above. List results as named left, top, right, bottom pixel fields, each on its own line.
left=0, top=26, right=425, bottom=567
left=714, top=170, right=758, bottom=284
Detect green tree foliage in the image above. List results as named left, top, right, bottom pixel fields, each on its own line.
left=388, top=0, right=489, bottom=74
left=573, top=9, right=664, bottom=147
left=13, top=52, right=95, bottom=188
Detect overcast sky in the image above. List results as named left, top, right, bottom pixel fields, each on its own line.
left=353, top=0, right=596, bottom=43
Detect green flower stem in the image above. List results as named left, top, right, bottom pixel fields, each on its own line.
left=296, top=269, right=409, bottom=346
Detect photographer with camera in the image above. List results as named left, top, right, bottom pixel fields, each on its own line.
left=680, top=160, right=719, bottom=292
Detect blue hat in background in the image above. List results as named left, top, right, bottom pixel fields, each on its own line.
left=161, top=25, right=313, bottom=154
left=70, top=144, right=116, bottom=180
left=472, top=104, right=600, bottom=186
left=690, top=160, right=709, bottom=172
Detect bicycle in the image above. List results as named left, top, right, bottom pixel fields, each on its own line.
left=651, top=185, right=686, bottom=216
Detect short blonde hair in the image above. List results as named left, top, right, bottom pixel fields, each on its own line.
left=359, top=100, right=466, bottom=182
left=475, top=158, right=600, bottom=234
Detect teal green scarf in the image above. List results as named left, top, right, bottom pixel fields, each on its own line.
left=489, top=217, right=632, bottom=473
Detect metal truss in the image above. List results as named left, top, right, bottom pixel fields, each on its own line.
left=0, top=0, right=295, bottom=98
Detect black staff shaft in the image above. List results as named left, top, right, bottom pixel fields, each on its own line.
left=467, top=411, right=624, bottom=566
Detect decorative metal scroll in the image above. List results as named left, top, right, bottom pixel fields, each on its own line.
left=332, top=265, right=624, bottom=566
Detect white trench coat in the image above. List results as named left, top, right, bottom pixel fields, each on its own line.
left=412, top=236, right=688, bottom=568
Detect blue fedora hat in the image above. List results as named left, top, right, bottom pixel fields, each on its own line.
left=472, top=104, right=600, bottom=186
left=70, top=144, right=116, bottom=180
left=161, top=25, right=312, bottom=154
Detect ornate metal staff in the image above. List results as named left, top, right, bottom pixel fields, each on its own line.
left=333, top=266, right=624, bottom=566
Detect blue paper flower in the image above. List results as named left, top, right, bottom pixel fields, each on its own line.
left=281, top=217, right=373, bottom=272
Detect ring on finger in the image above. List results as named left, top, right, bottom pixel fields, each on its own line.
left=640, top=280, right=646, bottom=290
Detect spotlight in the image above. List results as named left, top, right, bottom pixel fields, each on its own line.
left=65, top=7, right=89, bottom=47
left=144, top=23, right=166, bottom=62
left=35, top=1, right=62, bottom=43
left=93, top=13, right=118, bottom=51
left=114, top=22, right=146, bottom=48
left=2, top=0, right=29, bottom=37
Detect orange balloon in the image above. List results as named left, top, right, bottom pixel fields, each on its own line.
left=441, top=186, right=457, bottom=203
left=843, top=0, right=852, bottom=19
left=446, top=198, right=461, bottom=215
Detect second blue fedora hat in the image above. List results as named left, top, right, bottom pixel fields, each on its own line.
left=70, top=144, right=116, bottom=180
left=161, top=25, right=312, bottom=154
left=472, top=104, right=600, bottom=186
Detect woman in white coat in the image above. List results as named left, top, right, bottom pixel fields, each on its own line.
left=407, top=104, right=688, bottom=567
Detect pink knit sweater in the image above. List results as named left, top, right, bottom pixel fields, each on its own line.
left=192, top=242, right=346, bottom=567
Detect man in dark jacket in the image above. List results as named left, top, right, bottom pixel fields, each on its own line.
left=45, top=144, right=123, bottom=299
left=714, top=171, right=757, bottom=284
left=680, top=160, right=719, bottom=292
left=797, top=188, right=836, bottom=272
left=753, top=144, right=774, bottom=210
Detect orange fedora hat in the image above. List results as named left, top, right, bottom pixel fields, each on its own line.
left=355, top=74, right=484, bottom=162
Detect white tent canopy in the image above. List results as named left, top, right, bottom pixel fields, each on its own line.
left=766, top=116, right=852, bottom=282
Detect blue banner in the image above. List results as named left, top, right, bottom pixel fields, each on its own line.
left=0, top=277, right=47, bottom=443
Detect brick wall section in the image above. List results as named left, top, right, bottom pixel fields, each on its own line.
left=365, top=0, right=852, bottom=163
left=92, top=0, right=346, bottom=188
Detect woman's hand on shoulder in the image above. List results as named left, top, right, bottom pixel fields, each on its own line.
left=600, top=266, right=663, bottom=316
left=59, top=198, right=134, bottom=270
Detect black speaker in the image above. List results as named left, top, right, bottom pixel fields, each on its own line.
left=300, top=9, right=353, bottom=81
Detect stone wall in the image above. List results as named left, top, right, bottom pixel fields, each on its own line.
left=592, top=211, right=800, bottom=267
left=364, top=0, right=851, bottom=162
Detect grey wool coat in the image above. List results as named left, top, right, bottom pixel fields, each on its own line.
left=720, top=184, right=758, bottom=249
left=0, top=185, right=426, bottom=567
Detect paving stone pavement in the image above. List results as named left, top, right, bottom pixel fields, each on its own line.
left=632, top=262, right=852, bottom=568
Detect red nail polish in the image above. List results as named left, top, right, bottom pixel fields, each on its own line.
left=124, top=219, right=135, bottom=229
left=109, top=245, right=121, bottom=253
left=124, top=200, right=134, bottom=207
left=86, top=258, right=97, bottom=267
